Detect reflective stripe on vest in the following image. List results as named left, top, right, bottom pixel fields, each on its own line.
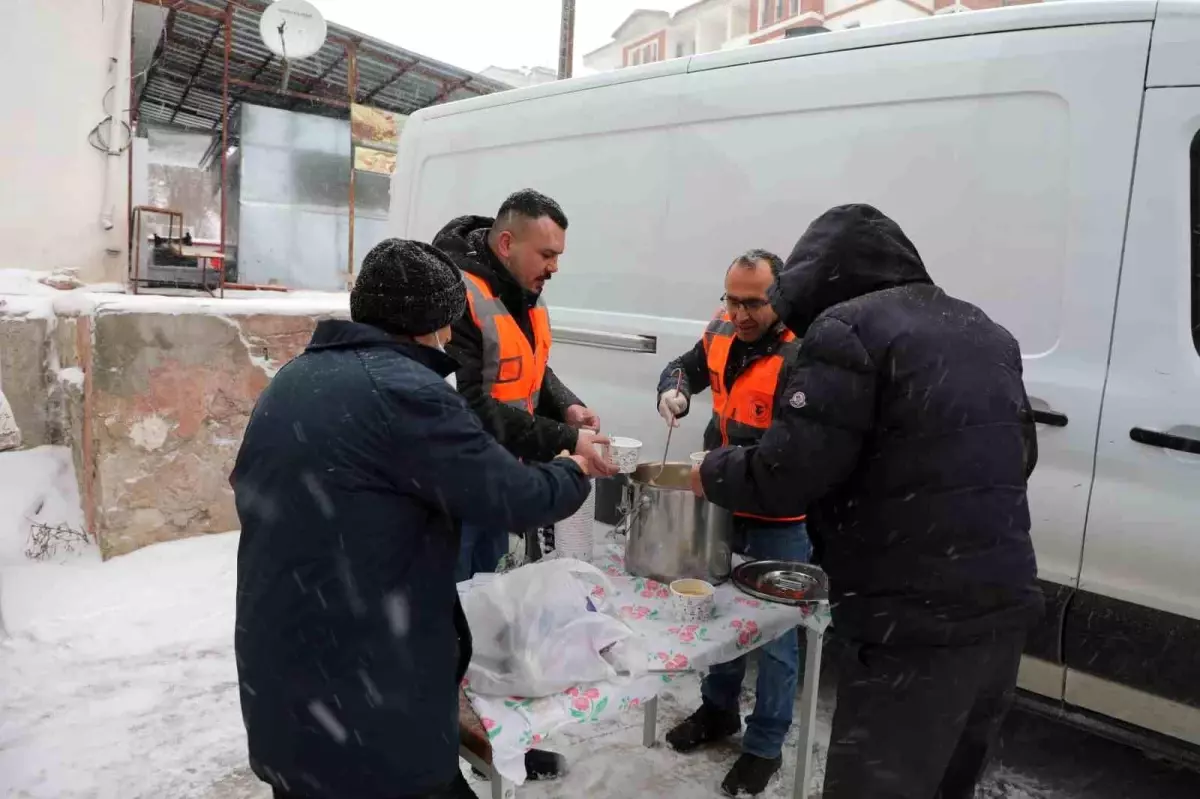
left=462, top=272, right=552, bottom=414
left=702, top=308, right=805, bottom=523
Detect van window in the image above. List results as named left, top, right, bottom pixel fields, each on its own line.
left=1191, top=130, right=1200, bottom=357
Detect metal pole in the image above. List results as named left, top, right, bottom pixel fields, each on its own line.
left=557, top=0, right=576, bottom=80
left=347, top=42, right=358, bottom=288
left=219, top=3, right=232, bottom=299
left=793, top=625, right=825, bottom=799
left=127, top=13, right=135, bottom=289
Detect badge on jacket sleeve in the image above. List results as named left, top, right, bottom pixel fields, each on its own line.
left=789, top=391, right=807, bottom=410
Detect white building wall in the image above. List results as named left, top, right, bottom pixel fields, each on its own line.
left=582, top=42, right=625, bottom=72
left=0, top=0, right=132, bottom=283
left=697, top=15, right=728, bottom=53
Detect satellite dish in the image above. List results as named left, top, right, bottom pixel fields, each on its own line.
left=259, top=0, right=328, bottom=60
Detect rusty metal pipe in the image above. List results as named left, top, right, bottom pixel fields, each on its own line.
left=221, top=282, right=290, bottom=292
left=227, top=77, right=350, bottom=108
left=347, top=42, right=358, bottom=287
left=220, top=3, right=231, bottom=299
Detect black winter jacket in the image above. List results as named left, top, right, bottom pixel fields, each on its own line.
left=701, top=205, right=1042, bottom=646
left=231, top=320, right=589, bottom=799
left=433, top=215, right=584, bottom=462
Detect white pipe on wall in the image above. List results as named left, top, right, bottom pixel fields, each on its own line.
left=99, top=0, right=133, bottom=249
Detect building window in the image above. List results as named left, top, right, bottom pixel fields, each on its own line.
left=763, top=0, right=797, bottom=28
left=626, top=38, right=661, bottom=67
left=675, top=39, right=695, bottom=58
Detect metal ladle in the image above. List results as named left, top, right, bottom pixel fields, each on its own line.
left=653, top=368, right=683, bottom=482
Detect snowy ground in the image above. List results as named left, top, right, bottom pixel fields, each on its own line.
left=2, top=448, right=1197, bottom=799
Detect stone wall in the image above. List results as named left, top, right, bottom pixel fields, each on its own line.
left=0, top=313, right=52, bottom=448
left=0, top=296, right=347, bottom=559
left=89, top=310, right=340, bottom=558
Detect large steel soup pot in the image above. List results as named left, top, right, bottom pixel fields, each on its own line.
left=619, top=462, right=734, bottom=585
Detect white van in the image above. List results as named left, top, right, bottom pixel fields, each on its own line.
left=390, top=0, right=1200, bottom=753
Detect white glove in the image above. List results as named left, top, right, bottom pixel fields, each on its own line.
left=658, top=390, right=687, bottom=428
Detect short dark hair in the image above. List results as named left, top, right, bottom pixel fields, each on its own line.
left=730, top=248, right=783, bottom=278
left=495, top=189, right=569, bottom=231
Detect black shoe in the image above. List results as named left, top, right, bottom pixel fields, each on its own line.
left=524, top=748, right=567, bottom=781
left=665, top=703, right=741, bottom=753
left=471, top=749, right=566, bottom=782
left=720, top=753, right=782, bottom=797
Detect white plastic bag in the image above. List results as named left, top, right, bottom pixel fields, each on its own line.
left=0, top=386, right=21, bottom=453
left=462, top=558, right=646, bottom=697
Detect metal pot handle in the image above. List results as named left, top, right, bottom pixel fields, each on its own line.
left=612, top=489, right=651, bottom=538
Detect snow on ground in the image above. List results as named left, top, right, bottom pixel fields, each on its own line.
left=2, top=446, right=1184, bottom=798
left=0, top=446, right=88, bottom=569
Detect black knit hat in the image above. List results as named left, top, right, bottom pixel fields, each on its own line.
left=350, top=239, right=467, bottom=336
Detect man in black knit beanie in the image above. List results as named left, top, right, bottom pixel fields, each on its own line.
left=232, top=238, right=592, bottom=799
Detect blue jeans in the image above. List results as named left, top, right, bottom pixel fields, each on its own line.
left=701, top=520, right=812, bottom=759
left=455, top=523, right=509, bottom=582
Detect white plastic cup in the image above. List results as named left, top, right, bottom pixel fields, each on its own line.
left=669, top=578, right=716, bottom=623
left=607, top=436, right=643, bottom=474
left=555, top=480, right=596, bottom=562
left=689, top=451, right=706, bottom=467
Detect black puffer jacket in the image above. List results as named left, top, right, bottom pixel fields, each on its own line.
left=433, top=215, right=583, bottom=462
left=701, top=205, right=1042, bottom=646
left=232, top=320, right=590, bottom=798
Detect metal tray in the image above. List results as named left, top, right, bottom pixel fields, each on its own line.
left=732, top=559, right=829, bottom=606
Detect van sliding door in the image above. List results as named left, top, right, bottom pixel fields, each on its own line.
left=1070, top=90, right=1200, bottom=744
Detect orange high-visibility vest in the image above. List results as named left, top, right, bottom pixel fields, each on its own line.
left=702, top=309, right=805, bottom=522
left=462, top=272, right=551, bottom=415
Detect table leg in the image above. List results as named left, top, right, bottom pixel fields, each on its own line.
left=490, top=771, right=514, bottom=799
left=793, top=626, right=824, bottom=799
left=642, top=695, right=659, bottom=748
left=459, top=745, right=515, bottom=799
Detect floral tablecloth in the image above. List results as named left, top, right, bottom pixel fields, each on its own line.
left=458, top=534, right=832, bottom=784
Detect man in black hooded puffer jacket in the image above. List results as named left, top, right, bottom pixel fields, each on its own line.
left=696, top=205, right=1042, bottom=799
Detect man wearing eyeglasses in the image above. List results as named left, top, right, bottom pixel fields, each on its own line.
left=654, top=249, right=812, bottom=797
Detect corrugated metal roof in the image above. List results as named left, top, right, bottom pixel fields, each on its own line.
left=133, top=0, right=511, bottom=132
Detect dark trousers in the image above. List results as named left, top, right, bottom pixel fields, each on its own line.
left=273, top=772, right=476, bottom=799
left=455, top=522, right=509, bottom=582
left=822, top=629, right=1025, bottom=799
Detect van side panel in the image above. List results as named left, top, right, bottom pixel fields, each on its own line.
left=388, top=74, right=710, bottom=461
left=391, top=21, right=1198, bottom=736
left=1147, top=0, right=1200, bottom=87
left=1072, top=89, right=1200, bottom=730
left=668, top=24, right=1151, bottom=626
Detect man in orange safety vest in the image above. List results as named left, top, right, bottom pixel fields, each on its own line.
left=656, top=249, right=812, bottom=797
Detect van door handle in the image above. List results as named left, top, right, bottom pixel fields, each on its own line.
left=551, top=326, right=657, bottom=354
left=1032, top=409, right=1069, bottom=428
left=1130, top=427, right=1200, bottom=455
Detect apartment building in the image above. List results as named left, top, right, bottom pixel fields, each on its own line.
left=583, top=0, right=1043, bottom=71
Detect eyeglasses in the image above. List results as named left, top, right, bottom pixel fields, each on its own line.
left=722, top=294, right=771, bottom=313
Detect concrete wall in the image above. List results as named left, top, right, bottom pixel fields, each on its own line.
left=0, top=314, right=52, bottom=448
left=0, top=306, right=91, bottom=521
left=87, top=308, right=343, bottom=558
left=1, top=295, right=349, bottom=559
left=0, top=0, right=132, bottom=283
